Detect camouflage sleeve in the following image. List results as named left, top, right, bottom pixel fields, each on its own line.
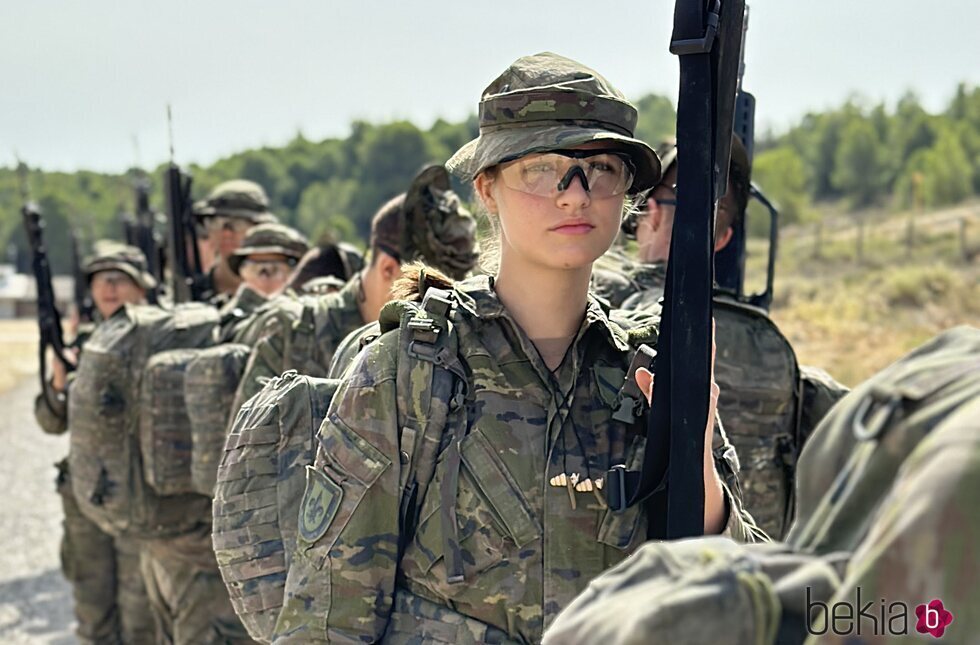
left=34, top=381, right=68, bottom=435
left=809, top=398, right=980, bottom=644
left=274, top=331, right=402, bottom=643
left=797, top=365, right=849, bottom=447
left=713, top=416, right=769, bottom=543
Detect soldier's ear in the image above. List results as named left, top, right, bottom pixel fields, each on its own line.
left=714, top=225, right=734, bottom=252
left=473, top=172, right=498, bottom=216
left=378, top=252, right=400, bottom=281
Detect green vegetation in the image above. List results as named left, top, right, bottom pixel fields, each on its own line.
left=748, top=83, right=980, bottom=235
left=4, top=84, right=980, bottom=273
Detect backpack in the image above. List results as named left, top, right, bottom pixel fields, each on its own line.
left=787, top=325, right=980, bottom=553
left=68, top=303, right=219, bottom=538
left=213, top=288, right=465, bottom=643
left=544, top=326, right=980, bottom=645
left=213, top=372, right=341, bottom=642
left=712, top=297, right=802, bottom=539
left=185, top=343, right=253, bottom=496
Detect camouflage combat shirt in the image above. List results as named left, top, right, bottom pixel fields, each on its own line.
left=275, top=275, right=762, bottom=644
left=590, top=260, right=666, bottom=309
left=231, top=274, right=365, bottom=412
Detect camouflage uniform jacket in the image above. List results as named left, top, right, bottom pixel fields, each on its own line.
left=232, top=275, right=365, bottom=411
left=275, top=275, right=761, bottom=644
left=591, top=260, right=666, bottom=309
left=216, top=284, right=270, bottom=344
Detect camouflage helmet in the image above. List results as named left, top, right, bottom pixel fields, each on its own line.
left=446, top=52, right=661, bottom=194
left=228, top=223, right=310, bottom=275
left=370, top=164, right=479, bottom=280
left=83, top=240, right=157, bottom=291
left=193, top=179, right=278, bottom=224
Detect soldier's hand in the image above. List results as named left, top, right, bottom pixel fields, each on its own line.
left=634, top=320, right=726, bottom=533
left=634, top=319, right=720, bottom=442
left=50, top=348, right=78, bottom=392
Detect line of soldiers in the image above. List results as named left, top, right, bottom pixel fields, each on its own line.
left=30, top=51, right=976, bottom=645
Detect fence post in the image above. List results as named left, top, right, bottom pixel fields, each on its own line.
left=855, top=218, right=865, bottom=264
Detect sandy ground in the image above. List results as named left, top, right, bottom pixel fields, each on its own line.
left=0, top=369, right=76, bottom=643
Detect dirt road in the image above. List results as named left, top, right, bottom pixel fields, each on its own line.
left=0, top=376, right=75, bottom=644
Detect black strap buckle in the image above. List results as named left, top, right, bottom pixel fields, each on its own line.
left=670, top=0, right=721, bottom=55
left=605, top=464, right=641, bottom=513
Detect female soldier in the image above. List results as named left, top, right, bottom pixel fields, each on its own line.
left=274, top=52, right=761, bottom=644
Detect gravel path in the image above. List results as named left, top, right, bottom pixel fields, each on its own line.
left=0, top=376, right=76, bottom=644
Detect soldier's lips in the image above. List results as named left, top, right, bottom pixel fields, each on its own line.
left=550, top=221, right=595, bottom=235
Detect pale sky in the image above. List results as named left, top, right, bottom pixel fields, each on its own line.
left=2, top=0, right=978, bottom=173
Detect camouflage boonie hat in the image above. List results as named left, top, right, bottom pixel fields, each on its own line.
left=228, top=223, right=310, bottom=275
left=655, top=138, right=678, bottom=176
left=193, top=179, right=278, bottom=224
left=83, top=241, right=157, bottom=290
left=371, top=164, right=478, bottom=280
left=447, top=52, right=661, bottom=193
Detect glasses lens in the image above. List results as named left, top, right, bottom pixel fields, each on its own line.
left=500, top=152, right=633, bottom=198
left=240, top=260, right=291, bottom=280
left=206, top=216, right=251, bottom=233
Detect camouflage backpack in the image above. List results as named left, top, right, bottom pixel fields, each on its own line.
left=712, top=297, right=802, bottom=539
left=185, top=343, right=253, bottom=496
left=213, top=372, right=341, bottom=641
left=68, top=303, right=219, bottom=537
left=214, top=288, right=466, bottom=643
left=543, top=325, right=980, bottom=645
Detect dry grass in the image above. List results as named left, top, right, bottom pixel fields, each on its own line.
left=0, top=320, right=40, bottom=394
left=750, top=205, right=980, bottom=386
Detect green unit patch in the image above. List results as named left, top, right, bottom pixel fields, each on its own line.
left=299, top=465, right=343, bottom=544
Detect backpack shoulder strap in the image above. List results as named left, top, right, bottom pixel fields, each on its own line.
left=391, top=287, right=470, bottom=584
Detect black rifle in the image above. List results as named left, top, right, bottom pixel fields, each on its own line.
left=69, top=229, right=95, bottom=324
left=164, top=161, right=206, bottom=303
left=163, top=106, right=206, bottom=303
left=606, top=0, right=745, bottom=540
left=133, top=175, right=162, bottom=304
left=715, top=3, right=779, bottom=310
left=23, top=202, right=75, bottom=409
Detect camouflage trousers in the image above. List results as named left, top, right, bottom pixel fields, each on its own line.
left=57, top=459, right=156, bottom=645
left=139, top=526, right=256, bottom=645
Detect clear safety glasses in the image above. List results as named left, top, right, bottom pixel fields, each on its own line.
left=498, top=149, right=635, bottom=199
left=239, top=259, right=294, bottom=281
left=205, top=216, right=252, bottom=234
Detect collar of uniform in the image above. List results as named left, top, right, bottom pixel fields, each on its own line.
left=629, top=261, right=667, bottom=283
left=454, top=274, right=630, bottom=353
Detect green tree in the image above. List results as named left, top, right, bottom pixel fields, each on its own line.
left=832, top=117, right=888, bottom=207
left=747, top=145, right=810, bottom=236
left=633, top=94, right=677, bottom=145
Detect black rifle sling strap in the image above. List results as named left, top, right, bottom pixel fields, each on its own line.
left=606, top=0, right=745, bottom=540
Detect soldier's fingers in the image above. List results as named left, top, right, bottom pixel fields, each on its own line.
left=636, top=367, right=655, bottom=405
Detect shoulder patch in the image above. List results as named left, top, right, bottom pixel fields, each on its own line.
left=298, top=465, right=343, bottom=544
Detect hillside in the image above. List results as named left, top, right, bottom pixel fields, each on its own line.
left=748, top=200, right=980, bottom=386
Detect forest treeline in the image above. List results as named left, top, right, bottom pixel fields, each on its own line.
left=2, top=84, right=979, bottom=274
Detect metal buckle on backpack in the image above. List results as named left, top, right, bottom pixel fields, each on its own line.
left=407, top=316, right=441, bottom=345
left=852, top=394, right=901, bottom=441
